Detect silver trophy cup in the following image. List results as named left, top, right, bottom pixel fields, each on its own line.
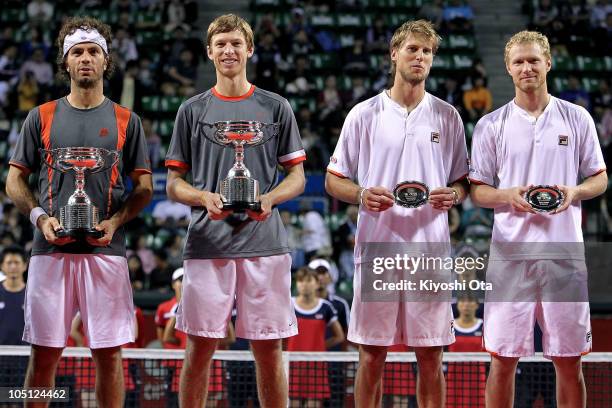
left=40, top=147, right=119, bottom=238
left=207, top=121, right=279, bottom=212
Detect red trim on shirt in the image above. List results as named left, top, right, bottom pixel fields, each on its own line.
left=468, top=178, right=492, bottom=186
left=8, top=161, right=31, bottom=175
left=130, top=168, right=153, bottom=175
left=449, top=173, right=469, bottom=185
left=108, top=104, right=130, bottom=215
left=39, top=101, right=57, bottom=214
left=327, top=169, right=347, bottom=179
left=586, top=168, right=607, bottom=178
left=281, top=155, right=306, bottom=168
left=165, top=160, right=190, bottom=171
left=211, top=84, right=256, bottom=101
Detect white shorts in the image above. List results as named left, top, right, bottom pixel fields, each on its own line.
left=23, top=254, right=135, bottom=349
left=484, top=260, right=592, bottom=358
left=176, top=254, right=297, bottom=340
left=348, top=263, right=455, bottom=347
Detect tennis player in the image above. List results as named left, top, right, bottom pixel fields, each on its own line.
left=326, top=20, right=469, bottom=407
left=165, top=14, right=305, bottom=407
left=470, top=30, right=607, bottom=407
left=6, top=16, right=152, bottom=406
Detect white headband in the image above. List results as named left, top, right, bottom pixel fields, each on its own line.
left=63, top=28, right=108, bottom=57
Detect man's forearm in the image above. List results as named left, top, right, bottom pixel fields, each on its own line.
left=266, top=166, right=306, bottom=205
left=574, top=171, right=608, bottom=201
left=449, top=179, right=469, bottom=204
left=470, top=184, right=507, bottom=209
left=325, top=173, right=361, bottom=205
left=6, top=170, right=38, bottom=216
left=109, top=182, right=153, bottom=227
left=166, top=175, right=205, bottom=207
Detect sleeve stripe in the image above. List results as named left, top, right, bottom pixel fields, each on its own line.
left=9, top=161, right=31, bottom=174
left=131, top=168, right=153, bottom=175
left=278, top=149, right=306, bottom=164
left=327, top=168, right=347, bottom=179
left=585, top=168, right=607, bottom=178
left=468, top=177, right=492, bottom=186
left=281, top=156, right=306, bottom=167
left=449, top=173, right=469, bottom=185
left=165, top=160, right=190, bottom=170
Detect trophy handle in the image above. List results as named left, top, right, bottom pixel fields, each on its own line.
left=39, top=149, right=73, bottom=173
left=199, top=121, right=280, bottom=148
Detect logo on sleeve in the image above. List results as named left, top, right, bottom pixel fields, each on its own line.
left=558, top=135, right=569, bottom=146
left=99, top=128, right=109, bottom=137
left=586, top=331, right=592, bottom=343
left=431, top=132, right=440, bottom=143
left=330, top=157, right=338, bottom=164
left=450, top=320, right=455, bottom=334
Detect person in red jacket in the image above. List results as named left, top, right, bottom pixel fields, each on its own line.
left=154, top=267, right=184, bottom=348
left=447, top=292, right=485, bottom=407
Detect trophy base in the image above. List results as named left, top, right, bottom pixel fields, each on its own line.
left=56, top=228, right=104, bottom=239
left=222, top=201, right=262, bottom=213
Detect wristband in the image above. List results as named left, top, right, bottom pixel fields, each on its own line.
left=451, top=188, right=459, bottom=205
left=30, top=207, right=47, bottom=227
left=358, top=187, right=367, bottom=206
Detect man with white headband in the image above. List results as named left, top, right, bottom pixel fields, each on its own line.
left=6, top=16, right=152, bottom=405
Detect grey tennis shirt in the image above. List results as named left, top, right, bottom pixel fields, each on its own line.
left=165, top=86, right=306, bottom=259
left=10, top=97, right=151, bottom=256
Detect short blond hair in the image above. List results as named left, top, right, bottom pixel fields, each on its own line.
left=207, top=14, right=254, bottom=50
left=390, top=19, right=442, bottom=55
left=504, top=30, right=551, bottom=63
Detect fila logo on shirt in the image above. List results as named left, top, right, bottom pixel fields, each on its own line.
left=558, top=135, right=569, bottom=146
left=431, top=132, right=440, bottom=143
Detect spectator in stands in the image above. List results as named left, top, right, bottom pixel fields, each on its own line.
left=142, top=116, right=162, bottom=168
left=149, top=249, right=174, bottom=291
left=284, top=55, right=312, bottom=96
left=290, top=29, right=314, bottom=56
left=114, top=28, right=139, bottom=69
left=17, top=71, right=40, bottom=116
left=165, top=234, right=184, bottom=271
left=253, top=32, right=281, bottom=93
left=155, top=267, right=183, bottom=347
left=111, top=0, right=137, bottom=15
left=152, top=197, right=191, bottom=227
left=19, top=47, right=53, bottom=86
left=463, top=75, right=493, bottom=121
left=366, top=16, right=392, bottom=53
left=313, top=260, right=350, bottom=338
left=436, top=77, right=465, bottom=117
left=164, top=0, right=190, bottom=33
left=590, top=0, right=612, bottom=29
left=164, top=26, right=201, bottom=66
left=167, top=49, right=197, bottom=96
left=280, top=210, right=304, bottom=269
left=0, top=245, right=27, bottom=345
left=137, top=56, right=156, bottom=93
left=531, top=0, right=559, bottom=35
left=317, top=75, right=344, bottom=124
left=559, top=75, right=591, bottom=112
left=559, top=0, right=590, bottom=37
left=301, top=205, right=331, bottom=262
left=127, top=254, right=145, bottom=290
left=447, top=292, right=485, bottom=407
left=442, top=0, right=474, bottom=32
left=20, top=27, right=51, bottom=60
left=128, top=235, right=155, bottom=274
left=288, top=267, right=344, bottom=407
left=332, top=204, right=357, bottom=281
left=119, top=60, right=140, bottom=111
left=419, top=0, right=445, bottom=30
left=286, top=7, right=311, bottom=37
left=343, top=38, right=370, bottom=74
left=598, top=107, right=612, bottom=147
left=27, top=0, right=54, bottom=26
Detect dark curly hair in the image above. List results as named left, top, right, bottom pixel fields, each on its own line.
left=56, top=16, right=115, bottom=82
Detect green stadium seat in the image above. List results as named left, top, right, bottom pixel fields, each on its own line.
left=453, top=54, right=473, bottom=69
left=582, top=77, right=601, bottom=93
left=552, top=55, right=575, bottom=71
left=288, top=97, right=316, bottom=113
left=0, top=9, right=27, bottom=23
left=309, top=14, right=335, bottom=27
left=159, top=96, right=185, bottom=112
left=447, top=34, right=476, bottom=50
left=310, top=54, right=339, bottom=70
left=141, top=96, right=159, bottom=112
left=576, top=56, right=604, bottom=72
left=137, top=11, right=161, bottom=25
left=432, top=54, right=453, bottom=70
left=136, top=31, right=163, bottom=46
left=158, top=120, right=175, bottom=137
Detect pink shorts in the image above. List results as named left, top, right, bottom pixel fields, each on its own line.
left=484, top=260, right=592, bottom=357
left=348, top=263, right=455, bottom=347
left=176, top=254, right=297, bottom=340
left=23, top=254, right=135, bottom=349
